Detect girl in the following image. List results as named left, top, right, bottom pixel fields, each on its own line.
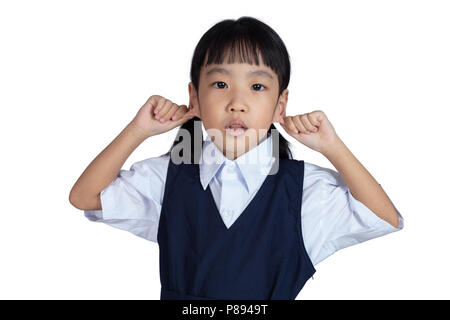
left=70, top=16, right=404, bottom=300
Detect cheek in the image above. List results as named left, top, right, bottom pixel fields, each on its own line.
left=201, top=90, right=222, bottom=104
left=200, top=110, right=226, bottom=131
left=256, top=106, right=277, bottom=124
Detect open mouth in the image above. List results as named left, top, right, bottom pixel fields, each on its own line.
left=225, top=120, right=248, bottom=137
left=225, top=126, right=248, bottom=136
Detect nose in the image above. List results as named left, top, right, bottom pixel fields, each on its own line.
left=226, top=101, right=248, bottom=113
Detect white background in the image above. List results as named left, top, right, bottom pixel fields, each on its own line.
left=0, top=0, right=448, bottom=299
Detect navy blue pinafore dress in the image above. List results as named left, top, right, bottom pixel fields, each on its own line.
left=157, top=156, right=316, bottom=300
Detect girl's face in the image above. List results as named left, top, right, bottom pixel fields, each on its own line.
left=188, top=61, right=288, bottom=160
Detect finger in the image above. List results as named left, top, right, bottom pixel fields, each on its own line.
left=173, top=108, right=196, bottom=126
left=181, top=105, right=198, bottom=120
left=181, top=110, right=196, bottom=122
left=147, top=95, right=161, bottom=110
left=156, top=100, right=175, bottom=121
left=292, top=115, right=309, bottom=134
left=300, top=114, right=317, bottom=132
left=279, top=117, right=288, bottom=131
left=285, top=117, right=299, bottom=134
left=180, top=112, right=195, bottom=122
left=307, top=112, right=321, bottom=127
left=153, top=98, right=168, bottom=118
left=159, top=103, right=180, bottom=123
left=170, top=105, right=189, bottom=121
left=276, top=115, right=285, bottom=125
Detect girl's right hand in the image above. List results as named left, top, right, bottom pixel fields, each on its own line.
left=130, top=95, right=197, bottom=139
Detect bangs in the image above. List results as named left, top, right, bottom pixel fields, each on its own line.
left=203, top=37, right=264, bottom=67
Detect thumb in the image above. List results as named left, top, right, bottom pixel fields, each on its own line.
left=170, top=108, right=195, bottom=126
left=181, top=108, right=197, bottom=120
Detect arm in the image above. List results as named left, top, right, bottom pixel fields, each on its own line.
left=280, top=110, right=401, bottom=229
left=69, top=121, right=149, bottom=210
left=322, top=136, right=399, bottom=228
left=69, top=95, right=195, bottom=211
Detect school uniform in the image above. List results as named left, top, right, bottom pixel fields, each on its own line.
left=84, top=134, right=404, bottom=300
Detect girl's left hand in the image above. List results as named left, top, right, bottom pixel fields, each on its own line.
left=279, top=110, right=339, bottom=154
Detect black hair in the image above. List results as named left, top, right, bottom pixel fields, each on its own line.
left=163, top=16, right=293, bottom=163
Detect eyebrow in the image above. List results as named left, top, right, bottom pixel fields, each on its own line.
left=205, top=67, right=274, bottom=80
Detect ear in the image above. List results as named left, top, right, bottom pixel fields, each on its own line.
left=273, top=89, right=288, bottom=125
left=186, top=82, right=201, bottom=119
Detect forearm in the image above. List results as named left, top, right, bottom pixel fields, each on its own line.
left=322, top=137, right=399, bottom=228
left=69, top=121, right=150, bottom=209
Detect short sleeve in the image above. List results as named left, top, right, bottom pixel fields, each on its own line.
left=301, top=162, right=404, bottom=266
left=84, top=154, right=170, bottom=242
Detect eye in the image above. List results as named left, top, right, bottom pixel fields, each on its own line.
left=212, top=81, right=267, bottom=91
left=252, top=83, right=266, bottom=91
left=212, top=81, right=227, bottom=89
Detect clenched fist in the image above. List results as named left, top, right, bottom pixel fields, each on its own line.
left=280, top=110, right=340, bottom=154
left=131, top=95, right=197, bottom=138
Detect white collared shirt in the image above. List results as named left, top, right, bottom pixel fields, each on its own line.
left=84, top=134, right=404, bottom=266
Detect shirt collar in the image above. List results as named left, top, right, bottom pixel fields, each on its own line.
left=199, top=134, right=275, bottom=194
